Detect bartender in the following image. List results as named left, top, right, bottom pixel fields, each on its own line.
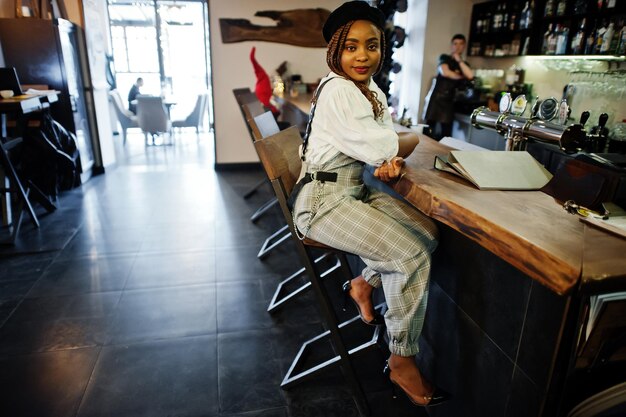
left=422, top=34, right=474, bottom=140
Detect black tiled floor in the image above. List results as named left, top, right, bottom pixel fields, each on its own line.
left=77, top=336, right=219, bottom=417
left=0, top=132, right=423, bottom=417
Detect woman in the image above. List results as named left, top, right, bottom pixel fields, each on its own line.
left=292, top=0, right=446, bottom=407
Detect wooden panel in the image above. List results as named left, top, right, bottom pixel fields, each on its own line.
left=393, top=135, right=583, bottom=295
left=219, top=9, right=329, bottom=48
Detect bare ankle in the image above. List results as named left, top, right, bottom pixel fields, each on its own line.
left=389, top=354, right=416, bottom=370
left=351, top=276, right=373, bottom=293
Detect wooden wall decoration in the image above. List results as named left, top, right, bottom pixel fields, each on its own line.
left=219, top=8, right=330, bottom=48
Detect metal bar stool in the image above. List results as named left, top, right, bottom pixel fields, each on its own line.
left=254, top=126, right=385, bottom=417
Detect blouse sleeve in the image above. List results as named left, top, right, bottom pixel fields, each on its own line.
left=315, top=81, right=398, bottom=166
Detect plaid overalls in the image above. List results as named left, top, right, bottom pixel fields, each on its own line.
left=293, top=152, right=438, bottom=356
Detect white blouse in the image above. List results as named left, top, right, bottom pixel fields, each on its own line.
left=302, top=72, right=399, bottom=167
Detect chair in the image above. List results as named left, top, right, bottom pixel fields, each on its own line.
left=109, top=90, right=139, bottom=145
left=240, top=108, right=290, bottom=260
left=233, top=88, right=271, bottom=201
left=245, top=106, right=280, bottom=141
left=136, top=95, right=172, bottom=146
left=171, top=93, right=207, bottom=136
left=254, top=126, right=383, bottom=416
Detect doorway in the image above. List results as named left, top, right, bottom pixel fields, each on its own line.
left=107, top=0, right=213, bottom=130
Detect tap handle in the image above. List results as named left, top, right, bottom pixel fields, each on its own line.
left=598, top=113, right=609, bottom=128
left=530, top=97, right=540, bottom=118
left=580, top=111, right=590, bottom=127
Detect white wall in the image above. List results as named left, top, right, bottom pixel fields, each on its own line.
left=79, top=0, right=116, bottom=168
left=210, top=0, right=343, bottom=165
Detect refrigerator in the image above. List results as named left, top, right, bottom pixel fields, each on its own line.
left=0, top=18, right=101, bottom=181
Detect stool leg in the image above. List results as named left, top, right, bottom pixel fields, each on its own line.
left=0, top=143, right=39, bottom=229
left=295, top=244, right=371, bottom=416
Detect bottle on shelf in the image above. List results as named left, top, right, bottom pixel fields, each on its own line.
left=600, top=22, right=615, bottom=54
left=470, top=42, right=482, bottom=56
left=617, top=21, right=626, bottom=55
left=596, top=0, right=605, bottom=12
left=520, top=1, right=530, bottom=29
left=571, top=18, right=587, bottom=54
left=557, top=25, right=570, bottom=54
left=543, top=23, right=554, bottom=54
left=585, top=22, right=597, bottom=54
left=556, top=0, right=567, bottom=16
left=527, top=0, right=535, bottom=29
left=475, top=12, right=483, bottom=34
left=594, top=21, right=608, bottom=54
left=522, top=36, right=530, bottom=55
left=545, top=0, right=555, bottom=17
left=509, top=4, right=517, bottom=31
left=483, top=10, right=492, bottom=33
left=492, top=3, right=502, bottom=32
left=511, top=37, right=520, bottom=55
left=502, top=3, right=509, bottom=31
left=573, top=0, right=588, bottom=14
left=609, top=19, right=623, bottom=53
left=547, top=25, right=559, bottom=54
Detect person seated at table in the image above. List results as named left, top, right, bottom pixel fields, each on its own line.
left=291, top=1, right=447, bottom=408
left=128, top=77, right=143, bottom=114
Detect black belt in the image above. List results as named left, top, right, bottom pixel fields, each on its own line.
left=287, top=171, right=337, bottom=211
left=301, top=171, right=338, bottom=184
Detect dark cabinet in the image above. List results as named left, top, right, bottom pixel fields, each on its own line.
left=0, top=18, right=100, bottom=180
left=468, top=0, right=626, bottom=57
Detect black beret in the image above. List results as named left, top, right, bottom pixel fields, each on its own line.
left=322, top=1, right=386, bottom=43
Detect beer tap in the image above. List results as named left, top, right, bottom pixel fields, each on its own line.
left=471, top=95, right=587, bottom=152
left=587, top=113, right=609, bottom=153
left=579, top=111, right=590, bottom=129
left=530, top=96, right=540, bottom=119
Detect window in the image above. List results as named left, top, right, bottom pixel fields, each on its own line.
left=108, top=0, right=212, bottom=125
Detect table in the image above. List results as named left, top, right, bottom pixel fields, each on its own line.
left=0, top=93, right=58, bottom=243
left=275, top=93, right=312, bottom=133
left=131, top=97, right=176, bottom=117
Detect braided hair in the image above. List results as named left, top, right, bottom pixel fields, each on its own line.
left=320, top=20, right=386, bottom=121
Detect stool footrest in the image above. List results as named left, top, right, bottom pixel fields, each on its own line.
left=281, top=304, right=385, bottom=389
left=250, top=196, right=278, bottom=223
left=257, top=224, right=290, bottom=259
left=267, top=252, right=337, bottom=313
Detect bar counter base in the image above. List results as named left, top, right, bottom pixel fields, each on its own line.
left=422, top=222, right=576, bottom=417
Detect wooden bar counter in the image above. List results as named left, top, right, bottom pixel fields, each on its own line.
left=389, top=134, right=625, bottom=417
left=395, top=135, right=584, bottom=295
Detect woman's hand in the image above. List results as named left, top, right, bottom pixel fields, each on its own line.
left=374, top=157, right=404, bottom=182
